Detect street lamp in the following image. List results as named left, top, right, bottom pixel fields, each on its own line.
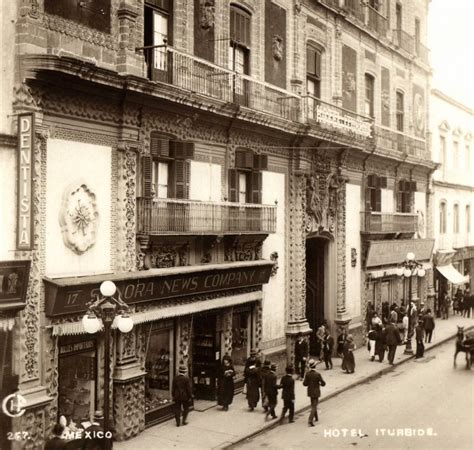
left=82, top=281, right=133, bottom=443
left=397, top=253, right=425, bottom=354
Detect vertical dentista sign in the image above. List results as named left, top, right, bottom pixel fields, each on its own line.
left=17, top=113, right=34, bottom=250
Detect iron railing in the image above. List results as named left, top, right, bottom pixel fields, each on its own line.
left=319, top=0, right=340, bottom=8
left=304, top=95, right=373, bottom=139
left=367, top=5, right=388, bottom=36
left=343, top=0, right=364, bottom=21
left=374, top=126, right=427, bottom=159
left=138, top=45, right=301, bottom=121
left=137, top=197, right=277, bottom=235
left=393, top=29, right=414, bottom=54
left=361, top=211, right=418, bottom=234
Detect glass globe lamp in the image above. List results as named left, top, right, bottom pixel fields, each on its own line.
left=82, top=314, right=102, bottom=334
left=100, top=280, right=117, bottom=297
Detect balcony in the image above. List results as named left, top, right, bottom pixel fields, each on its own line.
left=374, top=126, right=427, bottom=159
left=342, top=0, right=365, bottom=21
left=361, top=212, right=418, bottom=234
left=393, top=29, right=414, bottom=54
left=367, top=5, right=388, bottom=36
left=303, top=95, right=373, bottom=140
left=137, top=197, right=277, bottom=235
left=139, top=45, right=300, bottom=121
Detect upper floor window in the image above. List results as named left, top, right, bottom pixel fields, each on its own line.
left=396, top=180, right=416, bottom=213
left=467, top=205, right=471, bottom=233
left=229, top=5, right=251, bottom=75
left=396, top=91, right=404, bottom=132
left=364, top=74, right=375, bottom=118
left=307, top=44, right=322, bottom=99
left=453, top=140, right=459, bottom=167
left=466, top=144, right=471, bottom=171
left=439, top=135, right=446, bottom=172
left=415, top=18, right=421, bottom=54
left=453, top=204, right=460, bottom=234
left=396, top=2, right=402, bottom=31
left=439, top=201, right=447, bottom=234
left=365, top=174, right=387, bottom=212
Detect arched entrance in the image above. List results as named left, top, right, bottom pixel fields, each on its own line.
left=305, top=236, right=329, bottom=354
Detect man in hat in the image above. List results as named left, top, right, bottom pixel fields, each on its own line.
left=415, top=320, right=425, bottom=359
left=303, top=359, right=326, bottom=426
left=264, top=363, right=278, bottom=420
left=278, top=365, right=295, bottom=423
left=244, top=349, right=261, bottom=411
left=172, top=365, right=193, bottom=426
left=294, top=333, right=308, bottom=379
left=260, top=360, right=271, bottom=411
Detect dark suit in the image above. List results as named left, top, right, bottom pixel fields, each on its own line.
left=45, top=437, right=66, bottom=450
left=172, top=374, right=193, bottom=425
left=384, top=323, right=401, bottom=364
left=294, top=339, right=308, bottom=377
left=264, top=371, right=278, bottom=418
left=278, top=374, right=295, bottom=422
left=303, top=369, right=326, bottom=424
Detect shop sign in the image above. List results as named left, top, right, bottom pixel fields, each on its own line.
left=44, top=262, right=273, bottom=317
left=17, top=113, right=34, bottom=250
left=0, top=260, right=31, bottom=312
left=59, top=339, right=95, bottom=356
left=315, top=103, right=372, bottom=138
left=366, top=239, right=435, bottom=268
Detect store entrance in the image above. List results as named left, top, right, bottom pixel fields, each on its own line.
left=192, top=312, right=220, bottom=401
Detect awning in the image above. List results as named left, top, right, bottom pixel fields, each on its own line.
left=367, top=262, right=432, bottom=280
left=437, top=264, right=470, bottom=285
left=51, top=291, right=261, bottom=336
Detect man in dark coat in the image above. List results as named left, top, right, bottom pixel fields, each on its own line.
left=415, top=320, right=425, bottom=359
left=423, top=308, right=435, bottom=343
left=322, top=329, right=334, bottom=369
left=374, top=323, right=386, bottom=362
left=244, top=349, right=261, bottom=411
left=278, top=365, right=295, bottom=423
left=260, top=360, right=271, bottom=411
left=384, top=321, right=402, bottom=365
left=264, top=363, right=278, bottom=420
left=45, top=424, right=66, bottom=450
left=172, top=365, right=193, bottom=426
left=303, top=359, right=326, bottom=426
left=217, top=355, right=235, bottom=411
left=294, top=334, right=308, bottom=379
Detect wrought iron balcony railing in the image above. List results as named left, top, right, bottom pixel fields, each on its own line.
left=342, top=0, right=365, bottom=21
left=374, top=126, right=427, bottom=159
left=367, top=5, right=388, bottom=36
left=393, top=29, right=414, bottom=54
left=137, top=197, right=277, bottom=235
left=138, top=45, right=301, bottom=121
left=303, top=95, right=373, bottom=140
left=361, top=211, right=418, bottom=234
left=319, top=0, right=340, bottom=8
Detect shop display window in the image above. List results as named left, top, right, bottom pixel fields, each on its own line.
left=232, top=310, right=251, bottom=377
left=58, top=341, right=96, bottom=426
left=145, top=327, right=173, bottom=412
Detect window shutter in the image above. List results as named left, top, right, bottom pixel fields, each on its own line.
left=150, top=133, right=170, bottom=158
left=174, top=160, right=190, bottom=199
left=170, top=141, right=194, bottom=160
left=307, top=47, right=315, bottom=75
left=228, top=169, right=238, bottom=202
left=315, top=50, right=321, bottom=78
left=245, top=150, right=254, bottom=169
left=235, top=150, right=245, bottom=168
left=251, top=171, right=262, bottom=204
left=260, top=154, right=268, bottom=170
left=410, top=181, right=417, bottom=192
left=365, top=187, right=372, bottom=212
left=380, top=177, right=387, bottom=189
left=142, top=155, right=153, bottom=197
left=375, top=188, right=382, bottom=212
left=367, top=174, right=375, bottom=187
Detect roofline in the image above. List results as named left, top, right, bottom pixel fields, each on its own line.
left=431, top=89, right=474, bottom=115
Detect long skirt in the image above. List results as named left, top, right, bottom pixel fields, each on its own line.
left=246, top=377, right=260, bottom=408
left=217, top=376, right=234, bottom=406
left=341, top=351, right=355, bottom=373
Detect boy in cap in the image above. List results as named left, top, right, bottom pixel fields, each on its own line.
left=303, top=359, right=326, bottom=426
left=278, top=365, right=295, bottom=423
left=264, top=363, right=278, bottom=420
left=172, top=365, right=193, bottom=426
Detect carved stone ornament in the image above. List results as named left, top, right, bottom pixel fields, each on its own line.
left=417, top=209, right=426, bottom=239
left=351, top=248, right=357, bottom=267
left=272, top=35, right=284, bottom=61
left=199, top=0, right=215, bottom=29
left=414, top=93, right=425, bottom=132
left=270, top=251, right=279, bottom=277
left=59, top=182, right=99, bottom=255
left=381, top=89, right=390, bottom=111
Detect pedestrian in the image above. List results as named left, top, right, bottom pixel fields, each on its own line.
left=374, top=323, right=386, bottom=363
left=45, top=424, right=66, bottom=450
left=217, top=354, right=235, bottom=411
left=384, top=321, right=402, bottom=365
left=264, top=363, right=278, bottom=420
left=382, top=301, right=390, bottom=324
left=278, top=365, right=295, bottom=424
left=303, top=359, right=326, bottom=427
left=315, top=321, right=327, bottom=361
left=341, top=334, right=356, bottom=373
left=322, top=328, right=334, bottom=369
left=371, top=312, right=382, bottom=328
left=294, top=333, right=308, bottom=379
left=367, top=326, right=377, bottom=361
left=244, top=349, right=261, bottom=411
left=366, top=301, right=375, bottom=331
left=172, top=365, right=193, bottom=426
left=442, top=291, right=450, bottom=319
left=390, top=304, right=398, bottom=324
left=454, top=289, right=463, bottom=315
left=401, top=312, right=409, bottom=343
left=415, top=320, right=425, bottom=359
left=336, top=328, right=347, bottom=358
left=423, top=308, right=435, bottom=343
left=260, top=360, right=271, bottom=411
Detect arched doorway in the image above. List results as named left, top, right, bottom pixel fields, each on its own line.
left=305, top=236, right=328, bottom=354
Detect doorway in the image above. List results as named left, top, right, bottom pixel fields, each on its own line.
left=305, top=237, right=327, bottom=354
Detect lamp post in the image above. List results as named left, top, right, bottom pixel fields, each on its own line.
left=396, top=252, right=426, bottom=355
left=82, top=281, right=133, bottom=444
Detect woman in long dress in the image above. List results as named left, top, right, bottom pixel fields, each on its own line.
left=244, top=350, right=261, bottom=411
left=217, top=355, right=235, bottom=411
left=341, top=334, right=356, bottom=373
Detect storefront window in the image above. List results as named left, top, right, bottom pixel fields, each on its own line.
left=232, top=310, right=251, bottom=377
left=145, top=327, right=173, bottom=413
left=58, top=339, right=96, bottom=425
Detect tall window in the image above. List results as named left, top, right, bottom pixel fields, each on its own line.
left=467, top=205, right=471, bottom=233
left=453, top=204, right=459, bottom=234
left=364, top=74, right=375, bottom=118
left=439, top=135, right=446, bottom=173
left=397, top=180, right=416, bottom=213
left=396, top=91, right=404, bottom=132
left=415, top=18, right=421, bottom=54
left=466, top=144, right=471, bottom=172
left=453, top=141, right=459, bottom=168
left=229, top=5, right=251, bottom=75
left=439, top=201, right=447, bottom=234
left=307, top=45, right=322, bottom=99
left=365, top=174, right=387, bottom=212
left=396, top=3, right=402, bottom=31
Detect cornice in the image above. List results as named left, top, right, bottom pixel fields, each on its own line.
left=432, top=89, right=474, bottom=115
left=432, top=180, right=474, bottom=192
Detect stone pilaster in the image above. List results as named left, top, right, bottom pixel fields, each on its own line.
left=117, top=2, right=142, bottom=76
left=222, top=308, right=233, bottom=357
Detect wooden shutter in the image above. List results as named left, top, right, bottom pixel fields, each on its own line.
left=235, top=150, right=246, bottom=168
left=367, top=174, right=375, bottom=187
left=230, top=6, right=251, bottom=47
left=174, top=160, right=190, bottom=199
left=250, top=171, right=262, bottom=204
left=228, top=169, right=238, bottom=202
left=307, top=47, right=315, bottom=75
left=380, top=177, right=387, bottom=189
left=375, top=188, right=382, bottom=212
left=365, top=186, right=372, bottom=212
left=253, top=154, right=268, bottom=170
left=171, top=141, right=194, bottom=160
left=150, top=133, right=170, bottom=158
left=410, top=181, right=417, bottom=192
left=142, top=155, right=153, bottom=198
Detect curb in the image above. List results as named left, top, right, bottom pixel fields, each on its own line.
left=224, top=325, right=473, bottom=449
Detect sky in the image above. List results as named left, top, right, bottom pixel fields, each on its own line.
left=428, top=0, right=474, bottom=108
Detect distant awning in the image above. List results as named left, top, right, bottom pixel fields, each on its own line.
left=437, top=264, right=470, bottom=285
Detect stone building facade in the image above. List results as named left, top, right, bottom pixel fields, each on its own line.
left=0, top=0, right=436, bottom=447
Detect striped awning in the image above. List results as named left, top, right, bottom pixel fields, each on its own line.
left=367, top=262, right=432, bottom=280
left=51, top=291, right=261, bottom=336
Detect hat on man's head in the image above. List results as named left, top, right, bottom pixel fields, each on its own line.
left=178, top=365, right=188, bottom=375
left=286, top=365, right=294, bottom=374
left=250, top=348, right=258, bottom=356
left=308, top=359, right=317, bottom=369
left=270, top=363, right=277, bottom=372
left=263, top=360, right=271, bottom=367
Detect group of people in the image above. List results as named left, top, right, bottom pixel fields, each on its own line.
left=452, top=287, right=473, bottom=318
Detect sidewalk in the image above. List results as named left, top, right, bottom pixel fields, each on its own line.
left=115, top=315, right=473, bottom=450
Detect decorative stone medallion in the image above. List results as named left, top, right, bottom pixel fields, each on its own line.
left=59, top=182, right=99, bottom=254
